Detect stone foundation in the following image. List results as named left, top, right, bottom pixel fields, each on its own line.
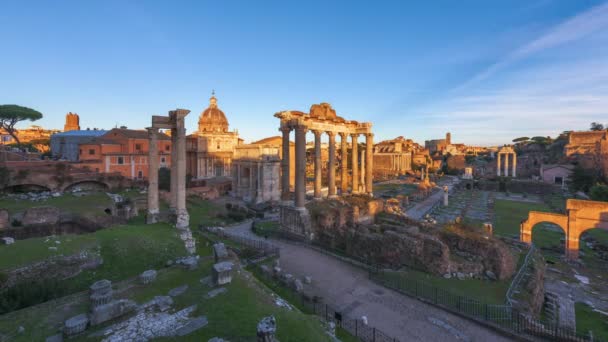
left=279, top=205, right=312, bottom=239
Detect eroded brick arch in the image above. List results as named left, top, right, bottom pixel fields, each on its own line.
left=521, top=199, right=608, bottom=259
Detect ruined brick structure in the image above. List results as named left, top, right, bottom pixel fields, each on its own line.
left=564, top=130, right=608, bottom=176
left=373, top=136, right=414, bottom=178
left=64, top=112, right=80, bottom=131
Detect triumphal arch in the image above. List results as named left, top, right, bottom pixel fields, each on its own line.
left=275, top=103, right=373, bottom=238
left=520, top=199, right=608, bottom=259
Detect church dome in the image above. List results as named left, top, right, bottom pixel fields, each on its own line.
left=198, top=93, right=229, bottom=133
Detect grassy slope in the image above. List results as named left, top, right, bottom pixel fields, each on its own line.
left=575, top=302, right=608, bottom=341
left=0, top=192, right=113, bottom=217
left=381, top=267, right=511, bottom=305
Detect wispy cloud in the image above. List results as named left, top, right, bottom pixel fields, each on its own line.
left=454, top=2, right=608, bottom=92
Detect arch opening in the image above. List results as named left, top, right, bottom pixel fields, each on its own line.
left=530, top=222, right=566, bottom=262
left=64, top=180, right=109, bottom=192
left=4, top=184, right=52, bottom=193
left=579, top=228, right=608, bottom=266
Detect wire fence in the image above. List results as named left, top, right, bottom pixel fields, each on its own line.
left=249, top=262, right=400, bottom=342
left=370, top=267, right=599, bottom=342
left=205, top=222, right=602, bottom=342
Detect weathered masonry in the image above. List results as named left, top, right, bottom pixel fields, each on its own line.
left=275, top=103, right=373, bottom=238
left=520, top=199, right=608, bottom=259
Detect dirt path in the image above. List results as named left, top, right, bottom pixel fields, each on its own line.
left=226, top=223, right=513, bottom=342
left=406, top=176, right=461, bottom=220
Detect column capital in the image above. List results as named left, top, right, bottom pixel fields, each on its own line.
left=294, top=124, right=308, bottom=133
left=279, top=126, right=292, bottom=133
left=312, top=129, right=323, bottom=138
left=365, top=133, right=374, bottom=138
left=326, top=130, right=336, bottom=137
left=350, top=133, right=360, bottom=138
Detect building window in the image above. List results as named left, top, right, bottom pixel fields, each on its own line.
left=138, top=170, right=143, bottom=179
left=79, top=149, right=82, bottom=155
left=161, top=157, right=166, bottom=163
left=165, top=144, right=170, bottom=151
left=555, top=176, right=563, bottom=184
left=88, top=149, right=95, bottom=155
left=217, top=142, right=221, bottom=149
left=117, top=157, right=124, bottom=165
left=135, top=143, right=142, bottom=151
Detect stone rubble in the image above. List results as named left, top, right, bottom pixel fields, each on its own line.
left=98, top=305, right=200, bottom=342
left=139, top=270, right=157, bottom=284
left=168, top=285, right=189, bottom=297
left=64, top=313, right=89, bottom=336
left=205, top=287, right=228, bottom=299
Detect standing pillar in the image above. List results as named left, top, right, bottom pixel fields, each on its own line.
left=351, top=134, right=359, bottom=194
left=327, top=131, right=337, bottom=197
left=340, top=133, right=348, bottom=194
left=497, top=153, right=502, bottom=177
left=280, top=127, right=291, bottom=201
left=170, top=127, right=178, bottom=210
left=294, top=125, right=307, bottom=209
left=365, top=133, right=373, bottom=195
left=313, top=130, right=322, bottom=199
left=360, top=152, right=365, bottom=193
left=172, top=109, right=190, bottom=229
left=512, top=153, right=517, bottom=178
left=504, top=153, right=510, bottom=177
left=146, top=127, right=160, bottom=224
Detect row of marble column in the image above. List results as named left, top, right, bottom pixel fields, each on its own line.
left=496, top=152, right=517, bottom=177
left=281, top=126, right=373, bottom=209
left=146, top=110, right=190, bottom=228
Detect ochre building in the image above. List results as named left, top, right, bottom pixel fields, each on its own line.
left=186, top=94, right=241, bottom=180
left=79, top=128, right=172, bottom=179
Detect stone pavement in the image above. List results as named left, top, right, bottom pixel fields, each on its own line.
left=226, top=223, right=513, bottom=342
left=406, top=176, right=461, bottom=220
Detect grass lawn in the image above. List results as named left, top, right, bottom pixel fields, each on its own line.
left=379, top=267, right=511, bottom=305
left=374, top=183, right=418, bottom=195
left=575, top=302, right=608, bottom=341
left=253, top=221, right=280, bottom=237
left=0, top=262, right=333, bottom=341
left=0, top=192, right=113, bottom=217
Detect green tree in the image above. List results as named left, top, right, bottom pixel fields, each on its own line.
left=590, top=122, right=605, bottom=131
left=158, top=167, right=171, bottom=191
left=0, top=105, right=43, bottom=145
left=512, top=137, right=530, bottom=143
left=590, top=184, right=608, bottom=202
left=569, top=165, right=597, bottom=193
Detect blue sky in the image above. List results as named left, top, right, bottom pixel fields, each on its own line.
left=1, top=0, right=607, bottom=146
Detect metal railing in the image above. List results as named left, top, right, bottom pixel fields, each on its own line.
left=506, top=244, right=537, bottom=306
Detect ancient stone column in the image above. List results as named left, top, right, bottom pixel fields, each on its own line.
left=360, top=151, right=365, bottom=193
left=351, top=134, right=359, bottom=194
left=496, top=153, right=501, bottom=177
left=443, top=185, right=449, bottom=206
left=327, top=131, right=336, bottom=197
left=170, top=127, right=178, bottom=210
left=340, top=133, right=348, bottom=194
left=313, top=130, right=322, bottom=199
left=365, top=133, right=373, bottom=195
left=512, top=153, right=517, bottom=178
left=294, top=125, right=307, bottom=209
left=280, top=126, right=291, bottom=201
left=146, top=127, right=160, bottom=224
left=172, top=109, right=190, bottom=229
left=505, top=153, right=510, bottom=177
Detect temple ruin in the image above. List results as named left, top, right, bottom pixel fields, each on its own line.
left=497, top=145, right=517, bottom=177
left=146, top=109, right=196, bottom=254
left=275, top=103, right=373, bottom=238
